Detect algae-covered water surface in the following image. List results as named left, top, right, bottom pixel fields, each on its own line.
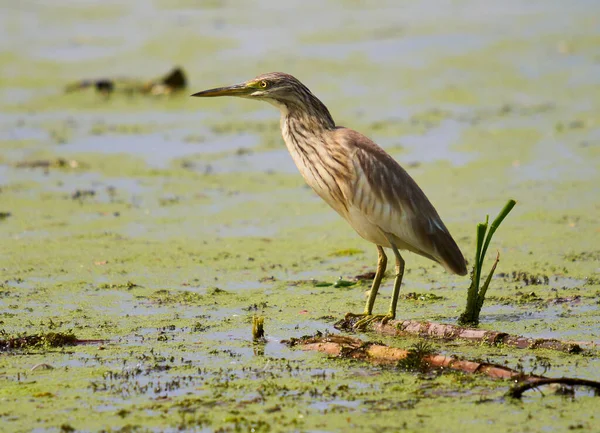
left=1, top=1, right=599, bottom=432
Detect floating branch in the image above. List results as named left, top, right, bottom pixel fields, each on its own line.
left=507, top=377, right=600, bottom=399
left=285, top=333, right=542, bottom=380
left=459, top=199, right=517, bottom=326
left=335, top=316, right=583, bottom=353
left=286, top=333, right=600, bottom=396
left=0, top=333, right=106, bottom=352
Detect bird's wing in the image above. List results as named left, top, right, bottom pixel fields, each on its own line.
left=338, top=128, right=467, bottom=275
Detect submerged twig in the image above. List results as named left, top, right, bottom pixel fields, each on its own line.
left=507, top=377, right=600, bottom=399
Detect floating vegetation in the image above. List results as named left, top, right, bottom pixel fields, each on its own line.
left=396, top=341, right=435, bottom=372
left=402, top=292, right=445, bottom=302
left=2, top=2, right=599, bottom=432
left=329, top=248, right=364, bottom=257
left=0, top=332, right=79, bottom=351
left=333, top=278, right=356, bottom=288
left=149, top=289, right=205, bottom=305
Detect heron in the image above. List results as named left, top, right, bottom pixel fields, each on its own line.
left=192, top=72, right=467, bottom=327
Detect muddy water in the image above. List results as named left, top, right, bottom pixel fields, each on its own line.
left=1, top=1, right=599, bottom=432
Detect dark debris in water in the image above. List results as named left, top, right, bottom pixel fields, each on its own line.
left=488, top=291, right=587, bottom=307
left=191, top=321, right=210, bottom=333
left=547, top=295, right=582, bottom=305
left=148, top=289, right=205, bottom=305
left=497, top=271, right=550, bottom=286
left=354, top=271, right=376, bottom=281
left=243, top=302, right=269, bottom=311
left=15, top=158, right=82, bottom=170
left=98, top=281, right=141, bottom=290
left=72, top=189, right=96, bottom=201
left=64, top=67, right=187, bottom=96
left=0, top=332, right=80, bottom=351
left=564, top=250, right=600, bottom=263
left=207, top=287, right=228, bottom=296
left=402, top=292, right=445, bottom=302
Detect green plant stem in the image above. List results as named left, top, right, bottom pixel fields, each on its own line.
left=464, top=222, right=488, bottom=321
left=459, top=199, right=516, bottom=327
left=478, top=200, right=516, bottom=272
left=476, top=252, right=500, bottom=312
left=473, top=220, right=488, bottom=293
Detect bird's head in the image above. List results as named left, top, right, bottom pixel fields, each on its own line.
left=192, top=72, right=309, bottom=106
left=192, top=72, right=335, bottom=128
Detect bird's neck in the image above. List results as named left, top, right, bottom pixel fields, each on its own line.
left=267, top=91, right=336, bottom=133
left=276, top=101, right=350, bottom=218
left=278, top=99, right=335, bottom=143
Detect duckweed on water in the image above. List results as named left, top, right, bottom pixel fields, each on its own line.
left=1, top=1, right=599, bottom=432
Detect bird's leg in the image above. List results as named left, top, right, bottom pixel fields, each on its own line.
left=348, top=246, right=389, bottom=329
left=364, top=245, right=387, bottom=314
left=387, top=243, right=405, bottom=321
left=353, top=242, right=404, bottom=330
left=345, top=246, right=386, bottom=323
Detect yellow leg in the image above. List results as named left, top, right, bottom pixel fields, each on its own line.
left=351, top=241, right=405, bottom=330
left=364, top=245, right=387, bottom=314
left=387, top=243, right=405, bottom=320
left=345, top=246, right=386, bottom=327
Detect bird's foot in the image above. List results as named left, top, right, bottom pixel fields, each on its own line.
left=348, top=313, right=394, bottom=331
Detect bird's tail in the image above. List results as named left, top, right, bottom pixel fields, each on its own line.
left=432, top=229, right=468, bottom=276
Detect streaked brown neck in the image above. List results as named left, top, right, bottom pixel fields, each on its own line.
left=267, top=85, right=336, bottom=135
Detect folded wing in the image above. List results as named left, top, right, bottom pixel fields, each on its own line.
left=341, top=128, right=467, bottom=276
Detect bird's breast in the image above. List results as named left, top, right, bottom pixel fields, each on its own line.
left=281, top=124, right=352, bottom=218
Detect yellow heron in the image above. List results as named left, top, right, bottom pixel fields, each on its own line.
left=192, top=72, right=467, bottom=326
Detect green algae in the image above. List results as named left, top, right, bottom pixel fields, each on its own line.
left=1, top=1, right=600, bottom=432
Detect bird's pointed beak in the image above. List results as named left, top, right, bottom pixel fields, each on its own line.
left=191, top=83, right=251, bottom=98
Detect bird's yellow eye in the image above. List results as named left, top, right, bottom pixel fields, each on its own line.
left=259, top=80, right=268, bottom=88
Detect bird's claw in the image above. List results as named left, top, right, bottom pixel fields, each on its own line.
left=347, top=313, right=394, bottom=331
